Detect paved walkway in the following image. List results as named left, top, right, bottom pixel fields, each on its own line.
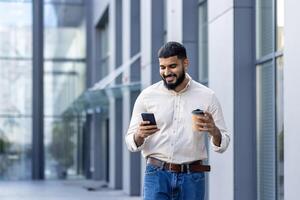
left=0, top=180, right=141, bottom=200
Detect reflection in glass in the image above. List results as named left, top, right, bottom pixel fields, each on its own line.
left=44, top=62, right=85, bottom=116
left=44, top=116, right=84, bottom=179
left=198, top=1, right=208, bottom=85
left=256, top=62, right=276, bottom=200
left=0, top=117, right=32, bottom=180
left=276, top=56, right=284, bottom=200
left=256, top=0, right=275, bottom=58
left=0, top=1, right=32, bottom=180
left=276, top=0, right=284, bottom=51
left=0, top=2, right=32, bottom=58
left=44, top=0, right=86, bottom=179
left=44, top=3, right=85, bottom=59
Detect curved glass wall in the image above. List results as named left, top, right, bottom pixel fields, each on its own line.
left=43, top=0, right=86, bottom=179
left=0, top=1, right=32, bottom=180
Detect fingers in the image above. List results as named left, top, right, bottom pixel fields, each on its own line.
left=193, top=111, right=216, bottom=133
left=194, top=113, right=210, bottom=122
left=138, top=121, right=160, bottom=139
left=204, top=111, right=214, bottom=121
left=138, top=129, right=160, bottom=139
left=140, top=121, right=151, bottom=126
left=194, top=112, right=214, bottom=124
left=195, top=121, right=212, bottom=131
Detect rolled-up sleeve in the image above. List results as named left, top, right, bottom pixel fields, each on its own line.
left=125, top=92, right=147, bottom=152
left=209, top=93, right=230, bottom=153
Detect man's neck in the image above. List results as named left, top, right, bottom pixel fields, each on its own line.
left=174, top=75, right=190, bottom=93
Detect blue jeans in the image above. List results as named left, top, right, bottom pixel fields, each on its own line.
left=143, top=164, right=205, bottom=200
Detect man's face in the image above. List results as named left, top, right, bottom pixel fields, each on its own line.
left=159, top=56, right=188, bottom=90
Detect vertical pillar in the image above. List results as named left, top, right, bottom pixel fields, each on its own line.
left=208, top=1, right=256, bottom=200
left=122, top=0, right=141, bottom=196
left=141, top=0, right=164, bottom=89
left=121, top=5, right=131, bottom=192
left=108, top=0, right=123, bottom=189
left=233, top=0, right=256, bottom=199
left=139, top=0, right=165, bottom=195
left=285, top=1, right=300, bottom=199
left=182, top=0, right=199, bottom=80
left=166, top=0, right=183, bottom=42
left=208, top=1, right=234, bottom=200
left=32, top=0, right=44, bottom=180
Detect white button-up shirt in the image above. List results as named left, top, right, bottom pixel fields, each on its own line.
left=125, top=75, right=230, bottom=164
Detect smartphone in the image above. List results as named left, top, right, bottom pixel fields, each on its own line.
left=191, top=109, right=204, bottom=115
left=141, top=113, right=157, bottom=125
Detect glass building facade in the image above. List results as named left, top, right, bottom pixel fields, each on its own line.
left=43, top=0, right=86, bottom=180
left=256, top=0, right=284, bottom=199
left=0, top=1, right=32, bottom=180
left=0, top=0, right=86, bottom=180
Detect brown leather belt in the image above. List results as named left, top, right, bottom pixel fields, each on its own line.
left=147, top=157, right=211, bottom=173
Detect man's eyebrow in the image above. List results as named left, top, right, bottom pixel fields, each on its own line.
left=159, top=62, right=177, bottom=67
left=168, top=63, right=177, bottom=67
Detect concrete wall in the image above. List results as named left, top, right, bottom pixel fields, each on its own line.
left=284, top=1, right=300, bottom=199
left=166, top=0, right=183, bottom=42
left=208, top=1, right=234, bottom=200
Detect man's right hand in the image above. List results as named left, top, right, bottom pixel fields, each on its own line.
left=134, top=121, right=160, bottom=147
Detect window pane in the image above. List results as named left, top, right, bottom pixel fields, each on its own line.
left=44, top=2, right=85, bottom=59
left=276, top=56, right=284, bottom=199
left=0, top=117, right=32, bottom=180
left=0, top=1, right=32, bottom=180
left=44, top=62, right=86, bottom=116
left=198, top=1, right=208, bottom=85
left=256, top=61, right=276, bottom=200
left=44, top=116, right=84, bottom=179
left=0, top=60, right=32, bottom=115
left=276, top=0, right=284, bottom=51
left=256, top=0, right=275, bottom=58
left=0, top=2, right=32, bottom=58
left=44, top=0, right=86, bottom=179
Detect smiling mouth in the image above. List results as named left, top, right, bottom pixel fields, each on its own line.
left=164, top=75, right=176, bottom=82
left=166, top=77, right=175, bottom=82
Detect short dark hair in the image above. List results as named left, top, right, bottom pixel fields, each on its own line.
left=158, top=41, right=187, bottom=59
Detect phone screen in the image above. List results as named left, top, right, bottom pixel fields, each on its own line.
left=141, top=113, right=157, bottom=125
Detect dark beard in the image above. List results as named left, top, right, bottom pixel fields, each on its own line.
left=162, top=70, right=186, bottom=90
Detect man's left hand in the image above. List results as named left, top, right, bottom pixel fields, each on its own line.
left=193, top=111, right=222, bottom=146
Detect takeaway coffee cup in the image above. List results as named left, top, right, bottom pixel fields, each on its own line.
left=191, top=109, right=204, bottom=131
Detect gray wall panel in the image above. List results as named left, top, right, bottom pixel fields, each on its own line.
left=151, top=0, right=165, bottom=83
left=233, top=4, right=256, bottom=200
left=182, top=0, right=199, bottom=80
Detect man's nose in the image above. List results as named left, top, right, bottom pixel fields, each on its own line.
left=164, top=68, right=171, bottom=76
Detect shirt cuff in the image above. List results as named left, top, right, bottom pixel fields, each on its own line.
left=210, top=132, right=229, bottom=153
left=128, top=133, right=146, bottom=152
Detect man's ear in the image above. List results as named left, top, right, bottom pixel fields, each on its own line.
left=183, top=58, right=189, bottom=71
